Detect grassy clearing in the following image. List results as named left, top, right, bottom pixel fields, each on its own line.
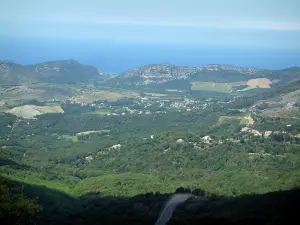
left=240, top=117, right=250, bottom=125
left=218, top=116, right=238, bottom=123
left=218, top=114, right=250, bottom=126
left=70, top=136, right=78, bottom=142
left=90, top=108, right=111, bottom=115
left=58, top=135, right=78, bottom=142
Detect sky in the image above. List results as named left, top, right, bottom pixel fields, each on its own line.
left=1, top=0, right=300, bottom=47
left=0, top=0, right=300, bottom=71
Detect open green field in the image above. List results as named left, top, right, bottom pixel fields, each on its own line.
left=90, top=108, right=111, bottom=115
left=191, top=81, right=247, bottom=93
left=218, top=114, right=251, bottom=125
left=218, top=115, right=240, bottom=124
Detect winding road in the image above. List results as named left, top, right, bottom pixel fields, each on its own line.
left=155, top=194, right=194, bottom=225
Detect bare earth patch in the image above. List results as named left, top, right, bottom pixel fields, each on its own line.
left=7, top=105, right=64, bottom=119
left=247, top=78, right=272, bottom=88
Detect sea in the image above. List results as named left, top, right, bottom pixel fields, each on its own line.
left=1, top=37, right=300, bottom=73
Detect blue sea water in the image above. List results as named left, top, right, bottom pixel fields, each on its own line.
left=1, top=37, right=300, bottom=73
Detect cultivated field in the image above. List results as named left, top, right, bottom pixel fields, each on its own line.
left=191, top=78, right=272, bottom=93
left=75, top=90, right=139, bottom=103
left=191, top=81, right=246, bottom=93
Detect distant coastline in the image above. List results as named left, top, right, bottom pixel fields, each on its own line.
left=1, top=38, right=300, bottom=73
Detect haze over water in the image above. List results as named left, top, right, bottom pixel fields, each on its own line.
left=1, top=37, right=300, bottom=73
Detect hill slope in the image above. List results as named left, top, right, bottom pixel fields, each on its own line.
left=0, top=61, right=38, bottom=85
left=26, top=60, right=101, bottom=83
left=0, top=60, right=101, bottom=85
left=108, top=64, right=300, bottom=91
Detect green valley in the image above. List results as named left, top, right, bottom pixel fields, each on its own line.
left=1, top=60, right=300, bottom=225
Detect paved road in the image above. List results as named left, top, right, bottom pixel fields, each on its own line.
left=155, top=194, right=193, bottom=225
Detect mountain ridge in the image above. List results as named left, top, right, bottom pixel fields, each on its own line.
left=117, top=63, right=300, bottom=87
left=0, top=60, right=101, bottom=85
left=1, top=59, right=300, bottom=87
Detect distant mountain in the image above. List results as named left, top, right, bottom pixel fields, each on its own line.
left=1, top=60, right=300, bottom=88
left=0, top=60, right=101, bottom=85
left=122, top=64, right=265, bottom=84
left=124, top=64, right=264, bottom=78
left=118, top=64, right=300, bottom=88
left=26, top=60, right=101, bottom=83
left=0, top=61, right=38, bottom=85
